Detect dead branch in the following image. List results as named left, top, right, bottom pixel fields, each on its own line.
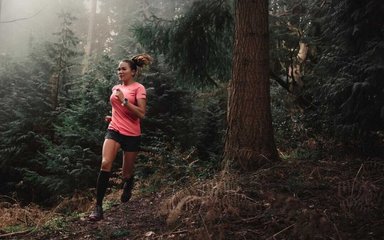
left=0, top=6, right=45, bottom=24
left=0, top=229, right=33, bottom=238
left=267, top=223, right=295, bottom=239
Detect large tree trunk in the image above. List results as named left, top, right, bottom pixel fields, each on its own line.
left=49, top=74, right=60, bottom=110
left=223, top=0, right=279, bottom=170
left=82, top=0, right=97, bottom=73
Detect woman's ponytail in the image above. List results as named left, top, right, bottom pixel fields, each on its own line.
left=131, top=54, right=153, bottom=68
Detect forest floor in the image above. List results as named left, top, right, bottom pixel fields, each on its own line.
left=1, top=146, right=383, bottom=240
left=29, top=191, right=169, bottom=240
left=0, top=186, right=170, bottom=240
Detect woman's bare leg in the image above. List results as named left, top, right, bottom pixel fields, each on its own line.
left=121, top=151, right=137, bottom=203
left=101, top=139, right=121, bottom=171
left=122, top=151, right=137, bottom=179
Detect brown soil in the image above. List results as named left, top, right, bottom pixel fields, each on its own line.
left=22, top=191, right=168, bottom=240
left=1, top=153, right=384, bottom=240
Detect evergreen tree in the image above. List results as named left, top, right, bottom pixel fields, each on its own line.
left=0, top=12, right=83, bottom=203
left=34, top=55, right=116, bottom=201
left=0, top=51, right=53, bottom=200
left=311, top=0, right=384, bottom=153
left=48, top=11, right=81, bottom=110
left=133, top=0, right=234, bottom=87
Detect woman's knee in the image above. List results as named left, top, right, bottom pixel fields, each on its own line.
left=100, top=158, right=113, bottom=171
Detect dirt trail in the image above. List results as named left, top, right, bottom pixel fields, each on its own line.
left=27, top=192, right=169, bottom=240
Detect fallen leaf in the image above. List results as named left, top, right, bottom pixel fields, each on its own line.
left=145, top=231, right=155, bottom=237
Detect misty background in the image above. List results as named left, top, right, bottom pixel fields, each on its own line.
left=0, top=0, right=188, bottom=58
left=0, top=0, right=86, bottom=57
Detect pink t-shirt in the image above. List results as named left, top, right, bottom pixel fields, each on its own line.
left=108, top=82, right=146, bottom=136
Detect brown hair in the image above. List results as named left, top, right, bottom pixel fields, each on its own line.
left=121, top=53, right=153, bottom=76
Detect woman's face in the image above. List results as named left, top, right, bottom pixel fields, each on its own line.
left=117, top=61, right=135, bottom=81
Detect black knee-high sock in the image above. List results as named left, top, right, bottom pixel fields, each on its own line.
left=123, top=176, right=134, bottom=190
left=96, top=170, right=110, bottom=206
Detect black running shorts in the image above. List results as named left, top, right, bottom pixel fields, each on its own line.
left=105, top=129, right=141, bottom=152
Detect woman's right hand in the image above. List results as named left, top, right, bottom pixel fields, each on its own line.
left=105, top=116, right=112, bottom=123
left=114, top=88, right=124, bottom=102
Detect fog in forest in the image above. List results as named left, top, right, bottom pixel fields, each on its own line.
left=0, top=0, right=90, bottom=57
left=0, top=0, right=185, bottom=58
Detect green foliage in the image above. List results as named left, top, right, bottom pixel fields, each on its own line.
left=111, top=229, right=130, bottom=238
left=137, top=61, right=228, bottom=181
left=136, top=65, right=203, bottom=184
left=133, top=0, right=234, bottom=87
left=49, top=11, right=82, bottom=106
left=43, top=216, right=69, bottom=231
left=194, top=84, right=227, bottom=168
left=268, top=0, right=383, bottom=156
left=269, top=0, right=323, bottom=80
left=271, top=83, right=302, bottom=149
left=29, top=55, right=117, bottom=203
left=141, top=66, right=197, bottom=150
left=136, top=143, right=199, bottom=191
left=307, top=0, right=384, bottom=154
left=0, top=12, right=84, bottom=204
left=0, top=55, right=53, bottom=197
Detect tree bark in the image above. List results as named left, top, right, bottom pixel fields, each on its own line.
left=223, top=0, right=279, bottom=170
left=82, top=0, right=97, bottom=73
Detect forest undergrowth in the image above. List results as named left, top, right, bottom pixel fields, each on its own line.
left=0, top=141, right=383, bottom=240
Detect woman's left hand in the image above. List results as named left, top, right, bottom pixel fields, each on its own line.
left=105, top=116, right=112, bottom=122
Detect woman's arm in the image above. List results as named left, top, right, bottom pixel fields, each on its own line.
left=114, top=88, right=147, bottom=119
left=123, top=98, right=146, bottom=119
